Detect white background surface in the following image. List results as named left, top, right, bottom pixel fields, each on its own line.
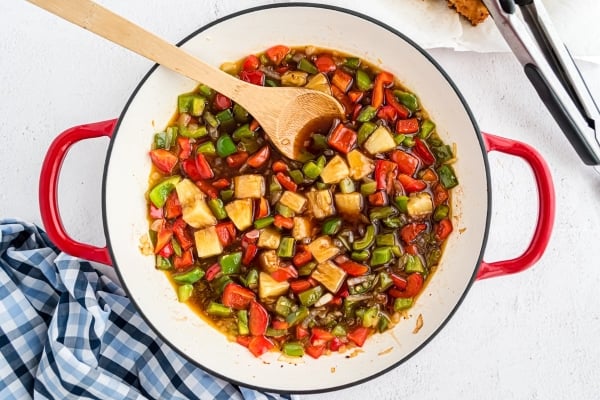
left=2, top=1, right=600, bottom=399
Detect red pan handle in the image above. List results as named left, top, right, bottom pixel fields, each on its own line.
left=476, top=133, right=555, bottom=280
left=39, top=119, right=118, bottom=265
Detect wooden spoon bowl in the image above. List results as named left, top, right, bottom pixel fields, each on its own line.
left=28, top=0, right=344, bottom=160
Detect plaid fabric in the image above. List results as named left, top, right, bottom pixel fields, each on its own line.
left=0, top=219, right=289, bottom=400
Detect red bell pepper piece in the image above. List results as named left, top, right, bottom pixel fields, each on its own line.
left=432, top=183, right=449, bottom=206
left=177, top=136, right=192, bottom=160
left=222, top=283, right=256, bottom=310
left=338, top=260, right=370, bottom=277
left=351, top=103, right=363, bottom=122
left=273, top=214, right=294, bottom=230
left=172, top=218, right=193, bottom=250
left=296, top=325, right=309, bottom=340
left=246, top=145, right=270, bottom=168
left=384, top=89, right=410, bottom=119
left=213, top=93, right=232, bottom=111
left=254, top=197, right=270, bottom=219
left=314, top=54, right=336, bottom=73
left=270, top=265, right=298, bottom=282
left=271, top=320, right=289, bottom=330
left=390, top=150, right=420, bottom=176
left=327, top=124, right=357, bottom=154
left=395, top=118, right=420, bottom=134
left=400, top=222, right=427, bottom=244
left=329, top=337, right=345, bottom=352
left=376, top=105, right=398, bottom=124
left=225, top=151, right=249, bottom=168
left=265, top=45, right=289, bottom=65
left=397, top=173, right=427, bottom=193
left=249, top=119, right=261, bottom=132
left=331, top=69, right=353, bottom=93
left=347, top=90, right=364, bottom=104
left=173, top=248, right=194, bottom=270
left=292, top=246, right=312, bottom=267
left=310, top=328, right=335, bottom=345
left=149, top=149, right=178, bottom=174
left=404, top=244, right=419, bottom=256
left=149, top=203, right=163, bottom=219
left=420, top=168, right=438, bottom=182
left=239, top=70, right=265, bottom=86
left=215, top=222, right=236, bottom=247
left=390, top=273, right=408, bottom=290
left=158, top=242, right=174, bottom=258
left=272, top=160, right=288, bottom=173
left=388, top=273, right=424, bottom=298
left=249, top=300, right=269, bottom=336
left=242, top=243, right=258, bottom=266
left=435, top=218, right=453, bottom=240
left=247, top=335, right=275, bottom=357
left=331, top=85, right=353, bottom=116
left=374, top=160, right=398, bottom=191
left=305, top=344, right=326, bottom=359
left=205, top=263, right=221, bottom=282
left=413, top=138, right=436, bottom=166
left=347, top=326, right=372, bottom=347
left=242, top=54, right=260, bottom=71
left=290, top=279, right=312, bottom=293
left=236, top=335, right=252, bottom=348
left=154, top=224, right=173, bottom=254
left=212, top=178, right=231, bottom=190
left=164, top=191, right=182, bottom=219
left=275, top=172, right=297, bottom=192
left=367, top=190, right=389, bottom=206
left=194, top=152, right=214, bottom=180
left=181, top=158, right=202, bottom=181
left=371, top=71, right=394, bottom=108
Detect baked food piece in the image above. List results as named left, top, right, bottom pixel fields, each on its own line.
left=447, top=0, right=490, bottom=25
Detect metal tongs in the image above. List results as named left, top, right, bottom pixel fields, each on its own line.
left=482, top=0, right=600, bottom=170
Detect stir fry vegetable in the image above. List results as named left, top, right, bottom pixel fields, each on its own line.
left=146, top=45, right=458, bottom=359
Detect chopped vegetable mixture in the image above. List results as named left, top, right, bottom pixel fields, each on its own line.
left=146, top=45, right=458, bottom=359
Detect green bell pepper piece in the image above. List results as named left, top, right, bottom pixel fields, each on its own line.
left=206, top=301, right=233, bottom=317
left=286, top=306, right=309, bottom=326
left=393, top=297, right=413, bottom=311
left=197, top=141, right=216, bottom=155
left=395, top=196, right=409, bottom=213
left=369, top=206, right=397, bottom=221
left=418, top=119, right=436, bottom=139
left=357, top=122, right=377, bottom=145
left=343, top=57, right=361, bottom=69
left=433, top=204, right=450, bottom=221
left=149, top=176, right=181, bottom=208
left=375, top=233, right=396, bottom=247
left=378, top=271, right=394, bottom=291
left=172, top=266, right=204, bottom=284
left=404, top=254, right=426, bottom=275
left=353, top=225, right=376, bottom=251
left=360, top=180, right=377, bottom=196
left=362, top=305, right=380, bottom=328
left=220, top=252, right=242, bottom=275
left=254, top=216, right=275, bottom=229
left=275, top=296, right=294, bottom=317
left=438, top=164, right=459, bottom=189
left=238, top=310, right=249, bottom=335
left=277, top=237, right=295, bottom=258
left=178, top=93, right=205, bottom=116
left=177, top=284, right=194, bottom=302
left=203, top=111, right=219, bottom=128
left=298, top=58, right=318, bottom=74
left=356, top=69, right=372, bottom=91
left=282, top=342, right=305, bottom=357
left=233, top=103, right=249, bottom=122
left=208, top=198, right=228, bottom=220
left=180, top=125, right=207, bottom=139
left=356, top=106, right=377, bottom=122
left=298, top=286, right=324, bottom=307
left=322, top=217, right=342, bottom=235
left=155, top=255, right=172, bottom=270
left=393, top=90, right=419, bottom=112
left=302, top=160, right=323, bottom=180
left=298, top=261, right=317, bottom=276
left=351, top=250, right=370, bottom=262
left=232, top=124, right=254, bottom=141
left=338, top=177, right=355, bottom=193
left=216, top=134, right=237, bottom=157
left=370, top=246, right=393, bottom=266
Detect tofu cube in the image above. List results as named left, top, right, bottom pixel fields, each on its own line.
left=334, top=193, right=364, bottom=215
left=307, top=235, right=340, bottom=263
left=320, top=155, right=350, bottom=184
left=311, top=260, right=347, bottom=293
left=364, top=126, right=396, bottom=155
left=234, top=175, right=265, bottom=199
left=176, top=179, right=217, bottom=229
left=257, top=228, right=281, bottom=250
left=224, top=198, right=253, bottom=231
left=194, top=226, right=223, bottom=258
left=279, top=191, right=307, bottom=214
left=306, top=190, right=335, bottom=219
left=347, top=149, right=375, bottom=180
left=292, top=216, right=313, bottom=240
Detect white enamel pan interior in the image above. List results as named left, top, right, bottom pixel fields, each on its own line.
left=102, top=4, right=490, bottom=393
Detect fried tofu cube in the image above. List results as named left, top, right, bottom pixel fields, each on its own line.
left=292, top=216, right=313, bottom=240
left=307, top=235, right=340, bottom=263
left=257, top=228, right=282, bottom=250
left=311, top=260, right=347, bottom=293
left=306, top=190, right=335, bottom=219
left=279, top=191, right=307, bottom=214
left=234, top=175, right=265, bottom=199
left=194, top=226, right=223, bottom=258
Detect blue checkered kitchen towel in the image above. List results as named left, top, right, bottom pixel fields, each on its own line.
left=0, top=219, right=289, bottom=400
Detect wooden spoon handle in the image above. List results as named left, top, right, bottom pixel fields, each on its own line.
left=27, top=0, right=241, bottom=95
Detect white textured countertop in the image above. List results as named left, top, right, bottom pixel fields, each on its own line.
left=2, top=1, right=600, bottom=399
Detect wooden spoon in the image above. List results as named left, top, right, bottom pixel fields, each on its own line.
left=27, top=0, right=344, bottom=160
